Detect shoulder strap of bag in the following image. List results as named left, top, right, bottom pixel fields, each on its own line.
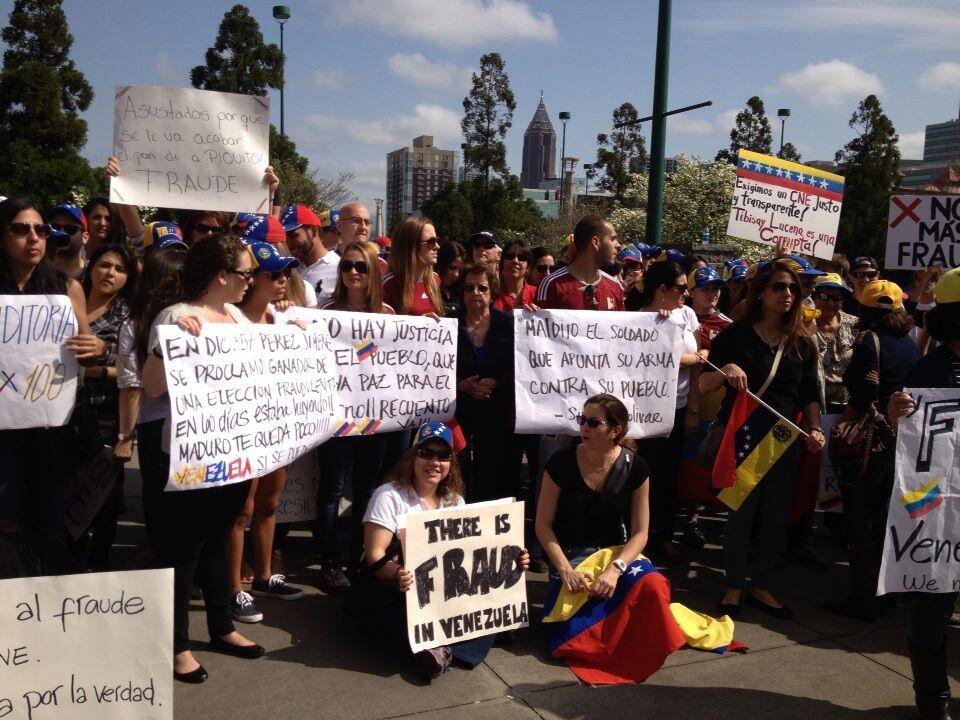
left=757, top=337, right=786, bottom=398
left=871, top=330, right=881, bottom=376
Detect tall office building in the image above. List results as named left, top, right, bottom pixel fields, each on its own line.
left=922, top=118, right=960, bottom=163
left=521, top=92, right=557, bottom=189
left=386, top=136, right=459, bottom=233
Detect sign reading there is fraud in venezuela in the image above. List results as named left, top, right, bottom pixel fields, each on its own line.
left=884, top=194, right=960, bottom=270
left=514, top=309, right=681, bottom=439
left=404, top=500, right=528, bottom=653
left=878, top=388, right=960, bottom=595
left=726, top=149, right=844, bottom=260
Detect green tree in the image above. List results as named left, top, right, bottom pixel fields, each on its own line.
left=716, top=96, right=773, bottom=164
left=834, top=94, right=901, bottom=258
left=191, top=4, right=282, bottom=95
left=461, top=53, right=515, bottom=188
left=594, top=102, right=648, bottom=201
left=0, top=0, right=93, bottom=207
left=778, top=142, right=802, bottom=163
left=423, top=176, right=542, bottom=244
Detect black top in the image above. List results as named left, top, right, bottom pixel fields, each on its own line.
left=709, top=322, right=820, bottom=425
left=903, top=344, right=960, bottom=390
left=843, top=329, right=922, bottom=414
left=545, top=446, right=648, bottom=551
left=455, top=307, right=514, bottom=432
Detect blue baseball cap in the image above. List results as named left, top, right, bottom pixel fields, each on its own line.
left=688, top=266, right=724, bottom=290
left=415, top=422, right=453, bottom=448
left=47, top=227, right=72, bottom=246
left=637, top=243, right=662, bottom=257
left=233, top=212, right=258, bottom=232
left=280, top=204, right=324, bottom=232
left=51, top=204, right=87, bottom=231
left=785, top=254, right=827, bottom=277
left=248, top=241, right=300, bottom=272
left=725, top=258, right=748, bottom=270
left=618, top=246, right=644, bottom=265
left=661, top=248, right=685, bottom=263
left=729, top=265, right=748, bottom=282
left=241, top=215, right=286, bottom=245
left=144, top=221, right=186, bottom=249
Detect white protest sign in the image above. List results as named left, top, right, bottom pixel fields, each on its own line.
left=110, top=85, right=270, bottom=213
left=884, top=194, right=960, bottom=270
left=65, top=446, right=124, bottom=540
left=514, top=309, right=680, bottom=438
left=0, top=295, right=78, bottom=429
left=726, top=149, right=843, bottom=260
left=0, top=568, right=172, bottom=720
left=158, top=323, right=338, bottom=490
left=404, top=500, right=528, bottom=653
left=275, top=452, right=320, bottom=524
left=817, top=414, right=843, bottom=513
left=879, top=388, right=960, bottom=594
left=282, top=307, right=457, bottom=434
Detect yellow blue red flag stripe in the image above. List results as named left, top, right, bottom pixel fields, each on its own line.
left=737, top=149, right=844, bottom=202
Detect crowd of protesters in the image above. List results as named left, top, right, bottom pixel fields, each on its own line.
left=0, top=176, right=958, bottom=719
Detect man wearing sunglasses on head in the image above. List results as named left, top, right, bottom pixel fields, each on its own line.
left=281, top=204, right=340, bottom=306
left=46, top=204, right=89, bottom=279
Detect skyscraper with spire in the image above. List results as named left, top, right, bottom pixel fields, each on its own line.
left=521, top=91, right=557, bottom=189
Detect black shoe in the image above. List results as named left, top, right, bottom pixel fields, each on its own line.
left=746, top=592, right=794, bottom=620
left=174, top=665, right=208, bottom=683
left=682, top=520, right=707, bottom=549
left=718, top=601, right=741, bottom=618
left=909, top=640, right=953, bottom=720
left=209, top=637, right=265, bottom=659
left=319, top=564, right=351, bottom=595
left=786, top=541, right=829, bottom=571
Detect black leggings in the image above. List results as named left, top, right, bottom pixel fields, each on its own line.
left=160, top=479, right=252, bottom=654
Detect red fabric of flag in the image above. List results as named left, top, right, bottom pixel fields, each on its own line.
left=711, top=391, right=758, bottom=489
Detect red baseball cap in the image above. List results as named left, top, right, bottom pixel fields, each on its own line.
left=280, top=204, right=323, bottom=232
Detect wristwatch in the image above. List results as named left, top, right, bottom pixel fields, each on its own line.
left=612, top=559, right=627, bottom=574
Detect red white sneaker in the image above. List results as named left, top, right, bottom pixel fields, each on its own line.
left=413, top=646, right=452, bottom=681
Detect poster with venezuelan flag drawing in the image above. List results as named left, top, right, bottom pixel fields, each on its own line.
left=878, top=388, right=960, bottom=595
left=726, top=149, right=844, bottom=260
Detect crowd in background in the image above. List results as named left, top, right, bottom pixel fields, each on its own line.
left=1, top=171, right=959, bottom=717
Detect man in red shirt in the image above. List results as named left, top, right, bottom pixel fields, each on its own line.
left=535, top=216, right=624, bottom=311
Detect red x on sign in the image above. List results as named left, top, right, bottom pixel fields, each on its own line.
left=890, top=197, right=922, bottom=228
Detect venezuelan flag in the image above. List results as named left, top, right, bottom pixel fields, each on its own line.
left=541, top=548, right=745, bottom=685
left=354, top=340, right=378, bottom=362
left=357, top=418, right=382, bottom=435
left=902, top=477, right=944, bottom=519
left=332, top=420, right=355, bottom=437
left=712, top=391, right=799, bottom=511
left=737, top=149, right=844, bottom=202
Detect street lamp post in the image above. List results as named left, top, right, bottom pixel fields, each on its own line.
left=583, top=163, right=592, bottom=198
left=273, top=6, right=291, bottom=135
left=558, top=111, right=570, bottom=218
left=777, top=108, right=791, bottom=155
left=645, top=0, right=671, bottom=247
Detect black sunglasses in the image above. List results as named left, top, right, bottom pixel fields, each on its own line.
left=576, top=414, right=608, bottom=429
left=502, top=252, right=528, bottom=262
left=583, top=284, right=600, bottom=308
left=464, top=283, right=489, bottom=294
left=535, top=263, right=554, bottom=273
left=416, top=446, right=452, bottom=461
left=49, top=222, right=82, bottom=236
left=769, top=281, right=799, bottom=294
left=194, top=222, right=222, bottom=235
left=815, top=291, right=842, bottom=302
left=475, top=241, right=496, bottom=250
left=258, top=267, right=292, bottom=280
left=851, top=270, right=879, bottom=280
left=420, top=237, right=440, bottom=248
left=340, top=260, right=369, bottom=275
left=7, top=222, right=49, bottom=238
left=227, top=268, right=254, bottom=280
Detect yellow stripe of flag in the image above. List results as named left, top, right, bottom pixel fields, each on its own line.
left=901, top=477, right=941, bottom=505
left=717, top=422, right=799, bottom=511
left=739, top=149, right=845, bottom=184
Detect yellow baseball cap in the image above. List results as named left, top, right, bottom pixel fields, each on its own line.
left=814, top=273, right=849, bottom=292
left=859, top=279, right=904, bottom=310
left=933, top=267, right=960, bottom=304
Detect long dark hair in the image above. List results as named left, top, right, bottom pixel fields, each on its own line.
left=179, top=210, right=232, bottom=243
left=499, top=239, right=532, bottom=277
left=131, top=247, right=186, bottom=361
left=82, top=243, right=139, bottom=307
left=386, top=444, right=465, bottom=501
left=925, top=302, right=960, bottom=343
left=0, top=197, right=66, bottom=294
left=181, top=234, right=247, bottom=301
left=633, top=260, right=683, bottom=308
left=83, top=197, right=127, bottom=245
left=583, top=393, right=636, bottom=450
left=737, top=259, right=808, bottom=350
left=856, top=306, right=914, bottom=337
left=437, top=240, right=465, bottom=289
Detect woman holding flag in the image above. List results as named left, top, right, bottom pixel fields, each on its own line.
left=699, top=260, right=824, bottom=619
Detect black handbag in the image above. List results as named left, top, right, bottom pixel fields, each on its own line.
left=344, top=535, right=404, bottom=617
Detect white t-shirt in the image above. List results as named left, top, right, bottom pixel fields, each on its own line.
left=672, top=304, right=700, bottom=408
left=363, top=480, right=464, bottom=535
left=116, top=318, right=169, bottom=424
left=301, top=250, right=340, bottom=307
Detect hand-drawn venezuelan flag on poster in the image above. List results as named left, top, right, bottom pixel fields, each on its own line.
left=736, top=149, right=844, bottom=202
left=901, top=477, right=945, bottom=519
left=541, top=548, right=745, bottom=685
left=712, top=391, right=799, bottom=511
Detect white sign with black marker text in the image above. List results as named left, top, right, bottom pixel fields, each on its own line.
left=884, top=194, right=960, bottom=270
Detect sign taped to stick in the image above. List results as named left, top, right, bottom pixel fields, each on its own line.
left=0, top=294, right=78, bottom=429
left=726, top=149, right=843, bottom=260
left=404, top=500, right=528, bottom=653
left=878, top=388, right=960, bottom=594
left=514, top=309, right=680, bottom=438
left=0, top=568, right=173, bottom=719
left=884, top=194, right=960, bottom=270
left=110, top=85, right=270, bottom=213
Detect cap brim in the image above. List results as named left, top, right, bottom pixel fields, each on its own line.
left=49, top=230, right=72, bottom=246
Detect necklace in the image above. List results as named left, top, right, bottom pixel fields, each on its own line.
left=755, top=324, right=782, bottom=350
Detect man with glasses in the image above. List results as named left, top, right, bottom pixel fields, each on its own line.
left=281, top=204, right=340, bottom=306
left=535, top=215, right=623, bottom=311
left=336, top=202, right=371, bottom=254
left=849, top=256, right=880, bottom=307
left=46, top=204, right=88, bottom=279
left=468, top=230, right=501, bottom=268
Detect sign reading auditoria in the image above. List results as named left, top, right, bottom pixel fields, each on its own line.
left=726, top=149, right=844, bottom=260
left=884, top=194, right=960, bottom=270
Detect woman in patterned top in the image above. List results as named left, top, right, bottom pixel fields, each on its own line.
left=811, top=273, right=857, bottom=414
left=81, top=243, right=138, bottom=569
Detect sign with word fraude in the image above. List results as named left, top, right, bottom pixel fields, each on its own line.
left=404, top=501, right=528, bottom=653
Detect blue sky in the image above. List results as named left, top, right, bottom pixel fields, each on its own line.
left=19, top=0, right=960, bottom=212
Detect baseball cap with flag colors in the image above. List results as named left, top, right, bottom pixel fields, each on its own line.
left=934, top=267, right=960, bottom=304
left=241, top=215, right=286, bottom=244
left=248, top=242, right=300, bottom=273
left=52, top=204, right=87, bottom=231
left=144, top=222, right=186, bottom=249
left=415, top=422, right=453, bottom=448
left=319, top=208, right=339, bottom=230
left=859, top=280, right=904, bottom=310
left=280, top=204, right=324, bottom=232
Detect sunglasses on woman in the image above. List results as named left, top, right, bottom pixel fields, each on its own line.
left=815, top=291, right=843, bottom=302
left=420, top=237, right=440, bottom=249
left=535, top=263, right=554, bottom=273
left=769, top=281, right=799, bottom=295
left=258, top=268, right=292, bottom=280
left=576, top=414, right=608, bottom=429
left=416, top=446, right=452, bottom=461
left=464, top=283, right=489, bottom=294
left=227, top=268, right=254, bottom=280
left=194, top=222, right=222, bottom=235
left=502, top=252, right=528, bottom=262
left=340, top=260, right=369, bottom=275
left=7, top=222, right=49, bottom=238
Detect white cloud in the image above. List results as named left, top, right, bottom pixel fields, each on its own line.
left=716, top=109, right=739, bottom=134
left=305, top=104, right=463, bottom=147
left=772, top=60, right=884, bottom=109
left=919, top=62, right=960, bottom=93
left=898, top=130, right=925, bottom=159
left=333, top=0, right=557, bottom=47
left=153, top=52, right=177, bottom=81
left=668, top=115, right=714, bottom=135
left=388, top=53, right=473, bottom=91
left=312, top=69, right=348, bottom=90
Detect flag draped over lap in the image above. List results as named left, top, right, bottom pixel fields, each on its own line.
left=541, top=547, right=746, bottom=685
left=711, top=391, right=800, bottom=510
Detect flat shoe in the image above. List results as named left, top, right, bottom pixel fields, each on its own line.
left=209, top=637, right=265, bottom=659
left=747, top=593, right=794, bottom=620
left=717, top=601, right=741, bottom=618
left=174, top=665, right=208, bottom=683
